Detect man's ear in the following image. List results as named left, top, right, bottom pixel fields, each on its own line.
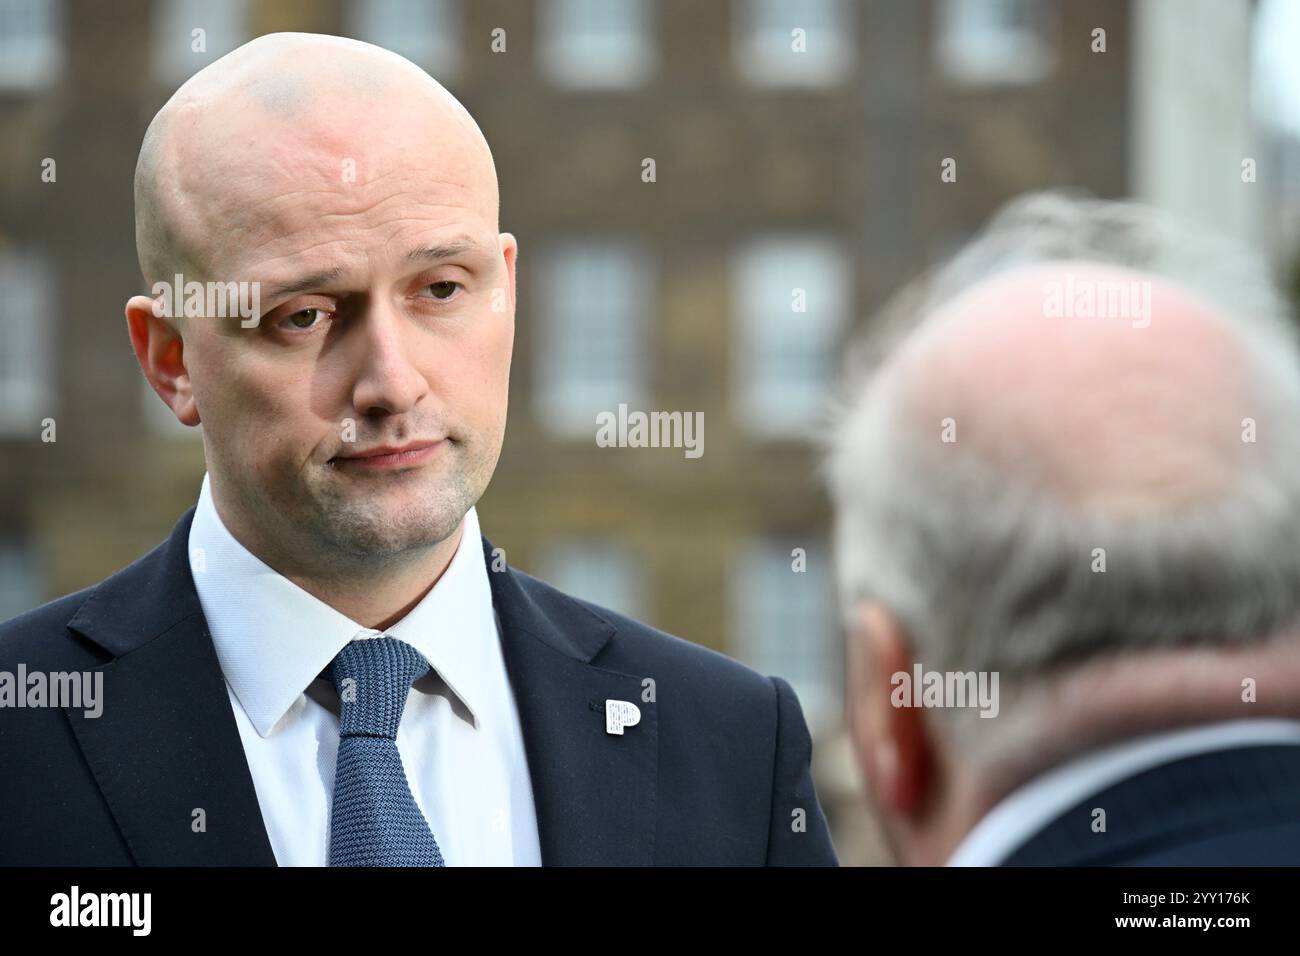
left=498, top=232, right=517, bottom=318
left=125, top=294, right=200, bottom=427
left=847, top=602, right=934, bottom=819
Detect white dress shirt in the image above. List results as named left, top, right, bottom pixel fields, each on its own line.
left=188, top=472, right=542, bottom=866
left=946, top=717, right=1300, bottom=865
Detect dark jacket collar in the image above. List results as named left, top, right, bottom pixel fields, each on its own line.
left=62, top=506, right=656, bottom=865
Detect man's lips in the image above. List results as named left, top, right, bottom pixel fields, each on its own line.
left=330, top=440, right=444, bottom=469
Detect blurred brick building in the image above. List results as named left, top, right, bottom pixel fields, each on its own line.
left=6, top=0, right=1278, bottom=864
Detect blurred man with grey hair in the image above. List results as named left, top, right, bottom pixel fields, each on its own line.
left=827, top=192, right=1300, bottom=865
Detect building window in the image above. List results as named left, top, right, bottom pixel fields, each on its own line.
left=534, top=537, right=646, bottom=623
left=733, top=0, right=852, bottom=88
left=730, top=537, right=841, bottom=732
left=0, top=0, right=61, bottom=89
left=347, top=0, right=462, bottom=80
left=0, top=539, right=44, bottom=620
left=538, top=0, right=655, bottom=89
left=732, top=235, right=849, bottom=438
left=153, top=0, right=248, bottom=86
left=532, top=239, right=651, bottom=436
left=935, top=0, right=1055, bottom=86
left=0, top=251, right=54, bottom=437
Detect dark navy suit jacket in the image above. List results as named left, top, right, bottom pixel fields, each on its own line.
left=1003, top=743, right=1300, bottom=865
left=0, top=506, right=839, bottom=866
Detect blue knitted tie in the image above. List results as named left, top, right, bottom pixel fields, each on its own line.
left=326, top=636, right=446, bottom=866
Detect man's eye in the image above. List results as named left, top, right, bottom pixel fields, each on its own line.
left=424, top=281, right=461, bottom=300
left=280, top=307, right=329, bottom=331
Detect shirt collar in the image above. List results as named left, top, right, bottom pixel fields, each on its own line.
left=188, top=472, right=493, bottom=738
left=945, top=717, right=1300, bottom=865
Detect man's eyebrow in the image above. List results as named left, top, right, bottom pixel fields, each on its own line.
left=263, top=268, right=345, bottom=301
left=406, top=238, right=485, bottom=263
left=259, top=239, right=486, bottom=301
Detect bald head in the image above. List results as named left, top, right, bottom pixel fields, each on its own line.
left=134, top=32, right=498, bottom=289
left=883, top=261, right=1254, bottom=515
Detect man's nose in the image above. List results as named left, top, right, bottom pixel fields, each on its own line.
left=350, top=298, right=429, bottom=417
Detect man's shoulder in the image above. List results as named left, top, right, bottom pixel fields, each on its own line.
left=1001, top=741, right=1300, bottom=865
left=0, top=584, right=102, bottom=670
left=502, top=563, right=838, bottom=866
left=0, top=531, right=174, bottom=670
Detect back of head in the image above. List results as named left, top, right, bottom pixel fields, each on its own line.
left=826, top=191, right=1300, bottom=763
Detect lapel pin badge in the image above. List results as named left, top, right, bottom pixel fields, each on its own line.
left=605, top=699, right=641, bottom=736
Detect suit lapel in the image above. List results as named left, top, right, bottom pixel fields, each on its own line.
left=64, top=507, right=277, bottom=865
left=484, top=537, right=658, bottom=865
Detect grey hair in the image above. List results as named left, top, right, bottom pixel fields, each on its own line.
left=824, top=191, right=1300, bottom=727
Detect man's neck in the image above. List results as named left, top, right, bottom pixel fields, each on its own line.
left=210, top=486, right=467, bottom=629
left=281, top=524, right=464, bottom=630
